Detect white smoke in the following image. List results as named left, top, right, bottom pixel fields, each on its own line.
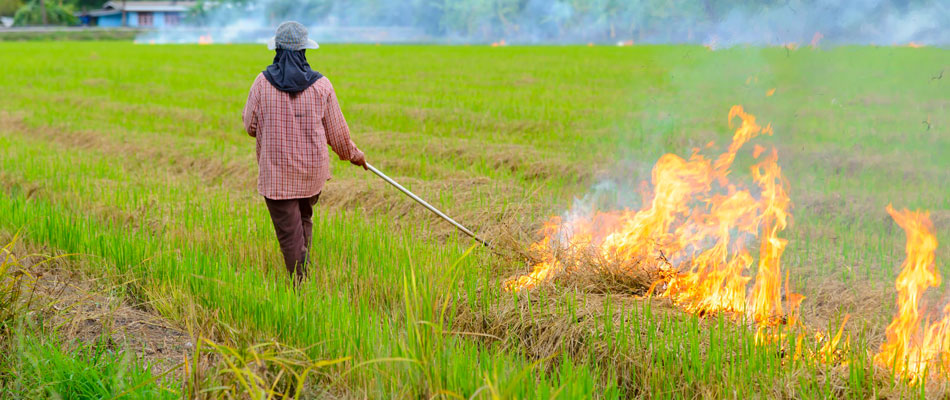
left=136, top=0, right=950, bottom=45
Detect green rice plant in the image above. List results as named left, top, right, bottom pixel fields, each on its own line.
left=0, top=235, right=180, bottom=399
left=0, top=189, right=606, bottom=397
left=3, top=331, right=178, bottom=400
left=0, top=42, right=947, bottom=397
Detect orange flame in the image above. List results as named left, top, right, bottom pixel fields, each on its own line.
left=198, top=34, right=214, bottom=45
left=766, top=88, right=776, bottom=97
left=875, top=205, right=944, bottom=381
left=507, top=106, right=799, bottom=325
left=907, top=42, right=924, bottom=48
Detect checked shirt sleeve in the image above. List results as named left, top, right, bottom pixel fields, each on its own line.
left=322, top=80, right=364, bottom=162
left=242, top=75, right=262, bottom=137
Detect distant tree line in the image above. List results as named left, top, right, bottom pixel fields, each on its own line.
left=4, top=0, right=104, bottom=25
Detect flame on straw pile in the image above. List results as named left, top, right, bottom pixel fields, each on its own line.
left=506, top=106, right=801, bottom=326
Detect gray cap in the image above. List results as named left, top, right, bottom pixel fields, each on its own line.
left=267, top=21, right=319, bottom=51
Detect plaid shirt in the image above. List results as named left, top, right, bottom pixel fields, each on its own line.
left=243, top=73, right=364, bottom=200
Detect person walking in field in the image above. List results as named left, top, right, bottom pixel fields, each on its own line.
left=242, top=21, right=367, bottom=286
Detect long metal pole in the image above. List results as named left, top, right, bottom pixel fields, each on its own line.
left=366, top=163, right=489, bottom=247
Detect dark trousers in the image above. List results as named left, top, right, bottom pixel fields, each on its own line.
left=265, top=193, right=320, bottom=284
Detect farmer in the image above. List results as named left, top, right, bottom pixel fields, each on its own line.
left=242, top=21, right=366, bottom=286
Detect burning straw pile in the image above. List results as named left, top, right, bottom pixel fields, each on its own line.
left=507, top=105, right=799, bottom=328
left=504, top=106, right=949, bottom=383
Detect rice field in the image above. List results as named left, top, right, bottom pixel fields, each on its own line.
left=0, top=41, right=948, bottom=398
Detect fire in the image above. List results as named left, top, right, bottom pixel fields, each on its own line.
left=748, top=146, right=793, bottom=323
left=198, top=34, right=214, bottom=45
left=907, top=42, right=924, bottom=48
left=507, top=106, right=800, bottom=325
left=491, top=39, right=507, bottom=47
left=875, top=205, right=945, bottom=381
left=766, top=88, right=776, bottom=97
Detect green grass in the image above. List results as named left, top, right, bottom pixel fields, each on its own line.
left=0, top=235, right=176, bottom=399
left=2, top=330, right=178, bottom=400
left=0, top=42, right=947, bottom=397
left=0, top=28, right=142, bottom=41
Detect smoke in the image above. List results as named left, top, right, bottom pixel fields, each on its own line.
left=137, top=0, right=949, bottom=46
left=698, top=0, right=949, bottom=47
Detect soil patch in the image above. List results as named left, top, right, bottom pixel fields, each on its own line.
left=9, top=237, right=191, bottom=374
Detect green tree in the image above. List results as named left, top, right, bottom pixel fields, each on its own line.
left=13, top=0, right=78, bottom=25
left=0, top=0, right=23, bottom=16
left=65, top=0, right=107, bottom=12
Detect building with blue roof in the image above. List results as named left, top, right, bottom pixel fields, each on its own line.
left=78, top=1, right=195, bottom=27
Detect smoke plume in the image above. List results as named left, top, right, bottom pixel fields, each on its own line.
left=137, top=0, right=949, bottom=46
